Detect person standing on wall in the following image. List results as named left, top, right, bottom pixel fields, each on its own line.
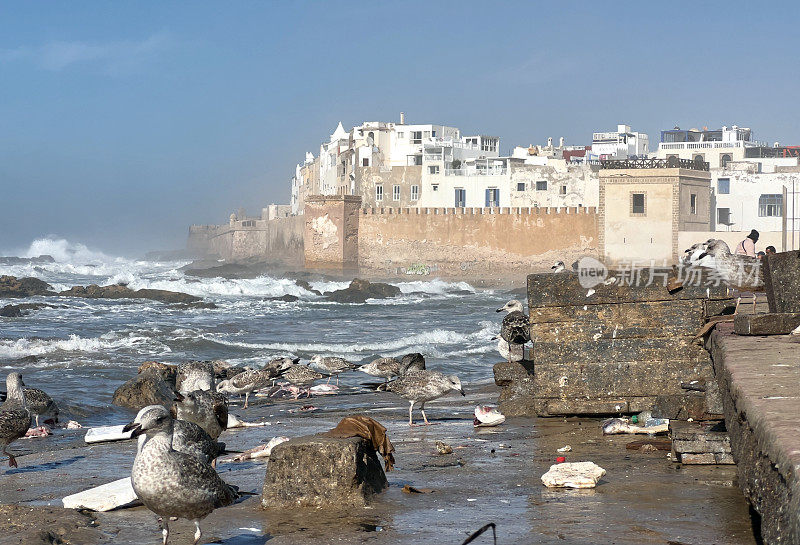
left=735, top=229, right=759, bottom=257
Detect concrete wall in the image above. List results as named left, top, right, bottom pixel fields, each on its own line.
left=358, top=206, right=598, bottom=279
left=678, top=230, right=785, bottom=254
left=357, top=165, right=423, bottom=208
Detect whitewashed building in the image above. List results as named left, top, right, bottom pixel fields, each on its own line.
left=591, top=124, right=649, bottom=159
left=654, top=125, right=769, bottom=169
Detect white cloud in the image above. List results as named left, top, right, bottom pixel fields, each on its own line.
left=0, top=32, right=173, bottom=74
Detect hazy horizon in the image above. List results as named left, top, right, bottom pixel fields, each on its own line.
left=2, top=1, right=799, bottom=257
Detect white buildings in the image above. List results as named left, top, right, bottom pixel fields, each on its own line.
left=591, top=124, right=649, bottom=159
left=654, top=125, right=765, bottom=169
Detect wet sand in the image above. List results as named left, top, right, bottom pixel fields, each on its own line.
left=0, top=385, right=758, bottom=545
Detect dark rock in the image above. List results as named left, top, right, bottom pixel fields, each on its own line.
left=137, top=361, right=177, bottom=387
left=294, top=279, right=321, bottom=296
left=59, top=284, right=201, bottom=304
left=262, top=435, right=388, bottom=509
left=111, top=370, right=176, bottom=411
left=172, top=301, right=218, bottom=310
left=0, top=303, right=64, bottom=317
left=15, top=355, right=39, bottom=364
left=0, top=255, right=55, bottom=265
left=325, top=278, right=401, bottom=304
left=0, top=276, right=55, bottom=298
left=267, top=294, right=299, bottom=302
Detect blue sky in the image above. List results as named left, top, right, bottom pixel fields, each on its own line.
left=1, top=2, right=798, bottom=255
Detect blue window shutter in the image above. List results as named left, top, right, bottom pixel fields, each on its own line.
left=485, top=189, right=490, bottom=207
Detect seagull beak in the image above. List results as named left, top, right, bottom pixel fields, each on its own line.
left=122, top=421, right=143, bottom=437
left=697, top=252, right=708, bottom=260
left=495, top=308, right=503, bottom=313
left=459, top=388, right=466, bottom=397
left=173, top=392, right=185, bottom=402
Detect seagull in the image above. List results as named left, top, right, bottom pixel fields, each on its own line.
left=357, top=357, right=402, bottom=383
left=279, top=364, right=325, bottom=398
left=173, top=390, right=228, bottom=441
left=380, top=370, right=465, bottom=426
left=217, top=363, right=291, bottom=408
left=135, top=405, right=226, bottom=466
left=694, top=239, right=764, bottom=313
left=496, top=300, right=531, bottom=363
left=399, top=353, right=426, bottom=374
left=309, top=355, right=357, bottom=385
left=23, top=386, right=58, bottom=427
left=176, top=361, right=216, bottom=394
left=551, top=261, right=566, bottom=273
left=492, top=337, right=524, bottom=362
left=123, top=408, right=239, bottom=545
left=0, top=373, right=32, bottom=468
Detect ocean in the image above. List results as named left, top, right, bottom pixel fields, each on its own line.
left=0, top=238, right=511, bottom=427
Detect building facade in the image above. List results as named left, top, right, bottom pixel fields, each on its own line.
left=591, top=124, right=649, bottom=159
left=654, top=125, right=767, bottom=169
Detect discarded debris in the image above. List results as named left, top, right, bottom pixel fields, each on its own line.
left=435, top=440, right=453, bottom=455
left=24, top=425, right=52, bottom=438
left=626, top=439, right=672, bottom=451
left=288, top=405, right=318, bottom=413
left=602, top=417, right=669, bottom=435
left=541, top=461, right=606, bottom=489
left=64, top=420, right=83, bottom=429
left=62, top=477, right=140, bottom=512
left=401, top=485, right=434, bottom=494
left=474, top=405, right=505, bottom=427
left=226, top=414, right=271, bottom=428
left=224, top=436, right=290, bottom=462
left=556, top=445, right=572, bottom=453
left=309, top=384, right=339, bottom=395
left=84, top=424, right=134, bottom=444
left=461, top=522, right=496, bottom=545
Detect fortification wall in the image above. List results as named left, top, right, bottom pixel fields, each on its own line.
left=187, top=215, right=304, bottom=265
left=357, top=206, right=598, bottom=279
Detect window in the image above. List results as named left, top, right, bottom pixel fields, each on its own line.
left=536, top=180, right=547, bottom=191
left=455, top=188, right=466, bottom=207
left=362, top=158, right=369, bottom=167
left=411, top=185, right=419, bottom=200
left=411, top=131, right=422, bottom=144
left=397, top=132, right=404, bottom=139
left=408, top=155, right=422, bottom=166
left=516, top=182, right=526, bottom=191
left=759, top=194, right=782, bottom=217
left=631, top=192, right=646, bottom=216
left=721, top=153, right=732, bottom=168
left=717, top=208, right=731, bottom=225
left=431, top=130, right=436, bottom=137
left=423, top=131, right=431, bottom=138
left=485, top=188, right=499, bottom=207
left=717, top=178, right=730, bottom=194
left=432, top=184, right=439, bottom=192
left=428, top=165, right=440, bottom=175
left=560, top=185, right=567, bottom=195
left=690, top=194, right=697, bottom=215
left=393, top=185, right=400, bottom=201
left=375, top=185, right=383, bottom=202
left=693, top=154, right=704, bottom=163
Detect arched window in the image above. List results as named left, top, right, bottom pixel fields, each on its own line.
left=721, top=154, right=732, bottom=168
left=693, top=154, right=704, bottom=162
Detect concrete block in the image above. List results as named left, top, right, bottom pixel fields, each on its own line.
left=541, top=461, right=606, bottom=488
left=763, top=251, right=800, bottom=313
left=733, top=312, right=800, bottom=335
left=262, top=435, right=387, bottom=509
left=62, top=477, right=140, bottom=511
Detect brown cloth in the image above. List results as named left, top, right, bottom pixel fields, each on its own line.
left=324, top=415, right=395, bottom=472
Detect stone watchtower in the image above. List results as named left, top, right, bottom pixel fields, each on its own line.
left=303, top=195, right=362, bottom=271
left=598, top=158, right=711, bottom=265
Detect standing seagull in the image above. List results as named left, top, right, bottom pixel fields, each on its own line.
left=176, top=361, right=216, bottom=394
left=380, top=370, right=465, bottom=426
left=23, top=386, right=58, bottom=427
left=0, top=373, right=32, bottom=468
left=216, top=362, right=291, bottom=408
left=399, top=353, right=426, bottom=374
left=496, top=300, right=531, bottom=363
left=135, top=405, right=226, bottom=466
left=279, top=364, right=325, bottom=398
left=123, top=409, right=238, bottom=545
left=551, top=261, right=566, bottom=273
left=309, top=355, right=356, bottom=385
left=695, top=239, right=765, bottom=314
left=357, top=357, right=402, bottom=383
left=173, top=390, right=228, bottom=441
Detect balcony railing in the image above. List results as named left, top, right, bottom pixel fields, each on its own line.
left=444, top=168, right=508, bottom=176
left=601, top=157, right=709, bottom=171
left=659, top=141, right=750, bottom=150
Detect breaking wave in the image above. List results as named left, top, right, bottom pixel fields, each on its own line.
left=0, top=331, right=172, bottom=359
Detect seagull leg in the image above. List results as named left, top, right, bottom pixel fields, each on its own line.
left=408, top=401, right=415, bottom=426
left=421, top=403, right=430, bottom=426
left=734, top=295, right=741, bottom=315
left=4, top=449, right=17, bottom=468
left=243, top=392, right=249, bottom=409
left=160, top=517, right=169, bottom=545
left=326, top=375, right=331, bottom=385
left=192, top=520, right=202, bottom=545
left=35, top=414, right=40, bottom=427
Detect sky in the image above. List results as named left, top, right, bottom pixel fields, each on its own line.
left=1, top=1, right=799, bottom=256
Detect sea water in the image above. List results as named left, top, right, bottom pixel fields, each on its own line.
left=0, top=238, right=511, bottom=426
